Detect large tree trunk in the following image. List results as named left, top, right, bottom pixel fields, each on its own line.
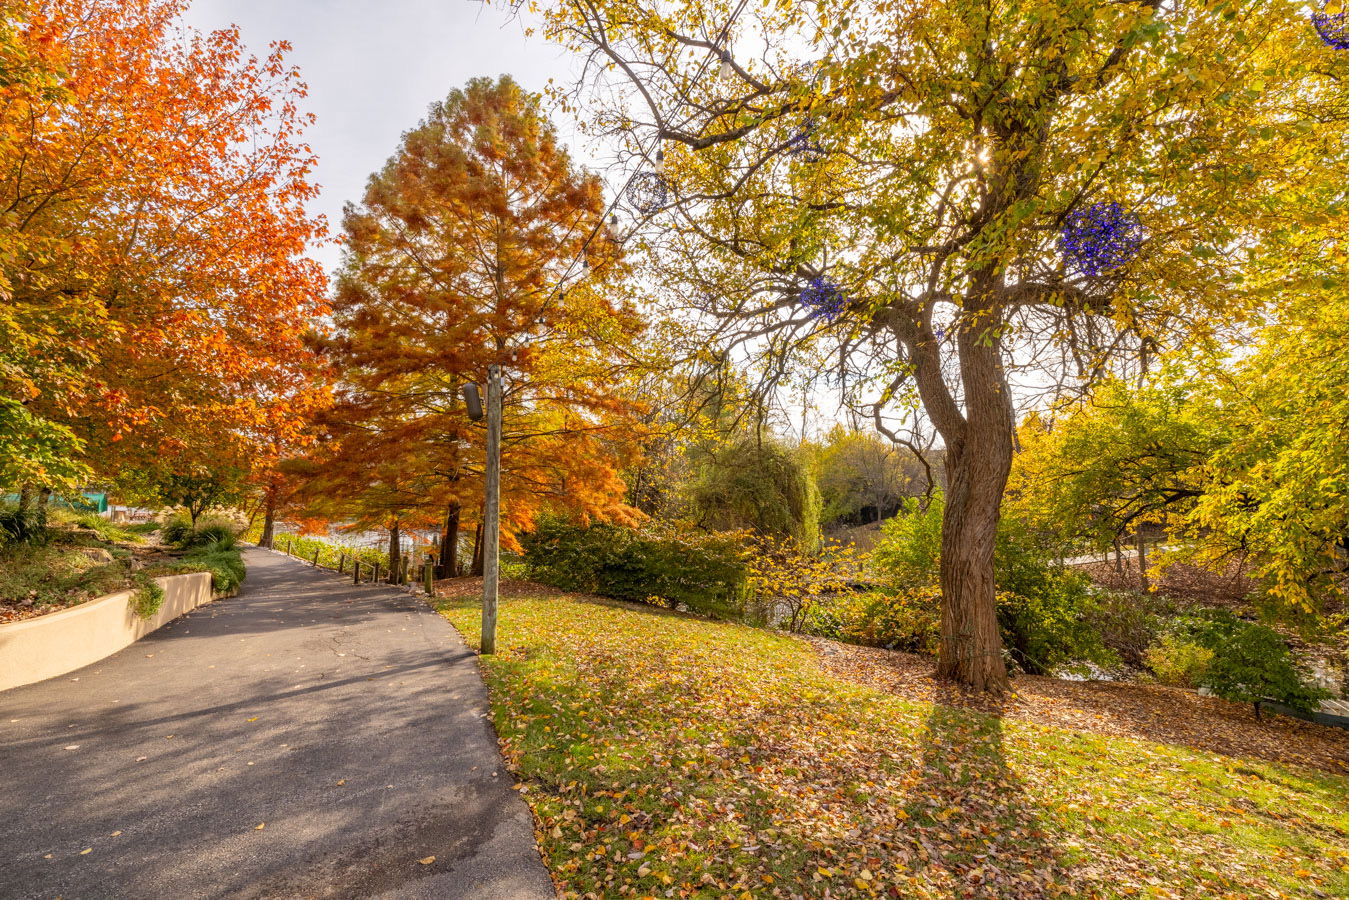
left=388, top=521, right=402, bottom=585
left=936, top=427, right=1013, bottom=692
left=470, top=521, right=484, bottom=577
left=438, top=501, right=460, bottom=578
left=902, top=286, right=1014, bottom=693
left=260, top=482, right=277, bottom=549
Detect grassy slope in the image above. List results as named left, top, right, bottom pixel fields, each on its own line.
left=442, top=594, right=1348, bottom=900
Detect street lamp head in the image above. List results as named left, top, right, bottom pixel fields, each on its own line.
left=462, top=382, right=484, bottom=421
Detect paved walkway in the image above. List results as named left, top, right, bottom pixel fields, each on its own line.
left=0, top=548, right=554, bottom=899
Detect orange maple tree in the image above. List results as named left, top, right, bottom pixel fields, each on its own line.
left=0, top=0, right=327, bottom=498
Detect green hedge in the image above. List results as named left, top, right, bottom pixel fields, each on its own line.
left=522, top=520, right=750, bottom=619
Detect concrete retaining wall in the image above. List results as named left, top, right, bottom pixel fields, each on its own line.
left=0, top=571, right=215, bottom=692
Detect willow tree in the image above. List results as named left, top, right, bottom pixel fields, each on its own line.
left=538, top=0, right=1349, bottom=690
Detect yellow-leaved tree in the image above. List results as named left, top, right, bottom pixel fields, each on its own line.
left=536, top=0, right=1349, bottom=690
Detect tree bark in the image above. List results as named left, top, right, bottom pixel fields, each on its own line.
left=438, top=501, right=460, bottom=578
left=936, top=423, right=1013, bottom=692
left=470, top=521, right=484, bottom=577
left=903, top=287, right=1014, bottom=693
left=1136, top=529, right=1149, bottom=592
left=388, top=521, right=402, bottom=584
left=16, top=483, right=33, bottom=513
left=260, top=482, right=277, bottom=549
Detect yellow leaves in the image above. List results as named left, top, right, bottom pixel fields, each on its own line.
left=254, top=823, right=265, bottom=830
left=418, top=856, right=436, bottom=865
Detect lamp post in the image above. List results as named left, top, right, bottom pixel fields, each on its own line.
left=464, top=367, right=502, bottom=655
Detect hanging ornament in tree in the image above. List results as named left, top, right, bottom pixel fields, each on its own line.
left=786, top=118, right=826, bottom=161
left=799, top=275, right=847, bottom=321
left=1060, top=201, right=1145, bottom=277
left=1313, top=1, right=1349, bottom=49
left=625, top=150, right=669, bottom=214
left=719, top=49, right=734, bottom=81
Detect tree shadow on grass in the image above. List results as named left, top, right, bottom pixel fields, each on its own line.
left=900, top=689, right=1080, bottom=898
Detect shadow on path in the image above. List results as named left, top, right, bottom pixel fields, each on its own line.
left=0, top=548, right=553, bottom=900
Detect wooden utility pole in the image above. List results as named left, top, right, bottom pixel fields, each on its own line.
left=481, top=364, right=502, bottom=655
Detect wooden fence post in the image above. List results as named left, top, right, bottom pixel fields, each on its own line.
left=373, top=561, right=382, bottom=584
left=338, top=552, right=346, bottom=574
left=352, top=561, right=360, bottom=584
left=312, top=548, right=320, bottom=567
left=423, top=561, right=434, bottom=597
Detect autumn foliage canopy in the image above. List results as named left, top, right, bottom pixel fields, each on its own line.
left=0, top=0, right=328, bottom=495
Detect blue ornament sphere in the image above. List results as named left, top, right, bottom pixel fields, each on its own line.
left=800, top=275, right=847, bottom=321
left=787, top=118, right=826, bottom=161
left=1313, top=3, right=1349, bottom=50
left=1060, top=202, right=1145, bottom=277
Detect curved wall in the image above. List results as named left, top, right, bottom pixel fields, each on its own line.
left=0, top=571, right=214, bottom=692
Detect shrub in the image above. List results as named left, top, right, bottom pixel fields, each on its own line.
left=0, top=502, right=47, bottom=545
left=129, top=577, right=166, bottom=619
left=183, top=546, right=246, bottom=595
left=146, top=544, right=247, bottom=595
left=806, top=586, right=941, bottom=654
left=160, top=519, right=193, bottom=547
left=1085, top=589, right=1176, bottom=668
left=160, top=516, right=238, bottom=551
left=995, top=570, right=1116, bottom=675
left=523, top=519, right=750, bottom=619
left=185, top=524, right=236, bottom=550
left=1172, top=612, right=1329, bottom=712
left=742, top=537, right=862, bottom=630
left=271, top=532, right=391, bottom=572
left=1145, top=633, right=1214, bottom=687
left=870, top=497, right=944, bottom=588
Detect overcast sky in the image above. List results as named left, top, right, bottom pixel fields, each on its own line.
left=182, top=0, right=593, bottom=275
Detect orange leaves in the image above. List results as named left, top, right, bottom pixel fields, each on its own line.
left=310, top=75, right=644, bottom=538
left=0, top=0, right=328, bottom=484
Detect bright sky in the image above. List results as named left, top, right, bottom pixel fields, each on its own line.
left=181, top=0, right=591, bottom=276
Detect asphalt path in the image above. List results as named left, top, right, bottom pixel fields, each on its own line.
left=0, top=547, right=554, bottom=899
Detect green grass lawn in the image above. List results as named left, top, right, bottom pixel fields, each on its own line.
left=441, top=593, right=1348, bottom=899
